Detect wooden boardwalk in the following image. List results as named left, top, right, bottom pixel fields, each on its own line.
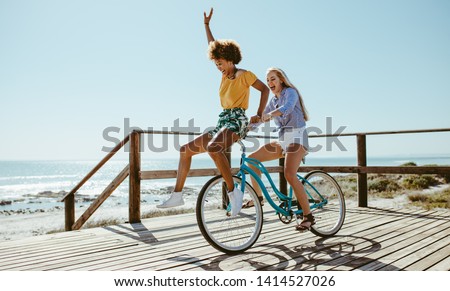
left=0, top=206, right=449, bottom=271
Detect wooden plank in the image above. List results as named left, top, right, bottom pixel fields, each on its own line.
left=84, top=209, right=440, bottom=270
left=0, top=212, right=211, bottom=270
left=0, top=234, right=104, bottom=258
left=141, top=127, right=450, bottom=138
left=0, top=239, right=139, bottom=270
left=255, top=209, right=441, bottom=271
left=367, top=226, right=450, bottom=270
left=72, top=165, right=129, bottom=230
left=53, top=208, right=370, bottom=270
left=243, top=208, right=441, bottom=271
left=85, top=205, right=359, bottom=270
left=84, top=211, right=295, bottom=271
left=344, top=127, right=450, bottom=137
left=0, top=209, right=428, bottom=266
left=426, top=254, right=450, bottom=271
left=64, top=191, right=75, bottom=231
left=326, top=211, right=450, bottom=271
left=305, top=127, right=450, bottom=138
left=0, top=209, right=412, bottom=270
left=6, top=243, right=139, bottom=271
left=135, top=208, right=390, bottom=271
left=129, top=131, right=141, bottom=223
left=403, top=243, right=450, bottom=271
left=357, top=134, right=367, bottom=207
left=174, top=209, right=423, bottom=271
left=362, top=166, right=450, bottom=175
left=140, top=168, right=240, bottom=180
left=0, top=207, right=448, bottom=271
left=152, top=208, right=432, bottom=271
left=140, top=166, right=450, bottom=180
left=324, top=220, right=450, bottom=271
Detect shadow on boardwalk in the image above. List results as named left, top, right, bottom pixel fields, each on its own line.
left=0, top=207, right=448, bottom=271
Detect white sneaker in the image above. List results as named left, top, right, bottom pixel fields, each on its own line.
left=157, top=192, right=184, bottom=208
left=228, top=187, right=244, bottom=217
left=227, top=190, right=235, bottom=215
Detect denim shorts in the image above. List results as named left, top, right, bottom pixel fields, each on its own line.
left=208, top=108, right=249, bottom=139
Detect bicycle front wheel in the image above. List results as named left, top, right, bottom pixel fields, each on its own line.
left=196, top=175, right=263, bottom=254
left=303, top=170, right=346, bottom=237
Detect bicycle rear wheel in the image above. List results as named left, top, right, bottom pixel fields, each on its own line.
left=303, top=170, right=346, bottom=237
left=196, top=175, right=263, bottom=254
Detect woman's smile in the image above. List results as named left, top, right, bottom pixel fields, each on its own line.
left=267, top=71, right=283, bottom=96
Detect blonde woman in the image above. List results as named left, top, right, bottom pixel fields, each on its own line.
left=244, top=68, right=313, bottom=231
left=157, top=8, right=269, bottom=216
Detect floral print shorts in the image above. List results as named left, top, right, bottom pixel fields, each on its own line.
left=208, top=108, right=249, bottom=139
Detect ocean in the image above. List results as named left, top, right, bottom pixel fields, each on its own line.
left=1, top=156, right=449, bottom=212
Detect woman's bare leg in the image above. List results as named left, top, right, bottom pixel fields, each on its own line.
left=158, top=133, right=212, bottom=208
left=248, top=142, right=283, bottom=197
left=284, top=143, right=310, bottom=215
left=206, top=128, right=239, bottom=191
left=174, top=133, right=211, bottom=192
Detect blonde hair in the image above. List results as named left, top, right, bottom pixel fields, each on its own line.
left=267, top=67, right=309, bottom=121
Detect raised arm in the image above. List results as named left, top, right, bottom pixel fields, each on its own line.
left=204, top=8, right=215, bottom=44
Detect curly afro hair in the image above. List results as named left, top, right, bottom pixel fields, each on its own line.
left=207, top=39, right=242, bottom=64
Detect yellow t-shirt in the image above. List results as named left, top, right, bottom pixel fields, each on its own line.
left=219, top=70, right=257, bottom=110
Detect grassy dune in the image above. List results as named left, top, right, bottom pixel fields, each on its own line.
left=335, top=162, right=450, bottom=210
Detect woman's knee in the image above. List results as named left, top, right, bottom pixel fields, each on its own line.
left=180, top=143, right=200, bottom=158
left=284, top=169, right=299, bottom=183
left=206, top=141, right=224, bottom=154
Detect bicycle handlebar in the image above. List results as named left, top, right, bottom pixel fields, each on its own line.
left=237, top=139, right=246, bottom=153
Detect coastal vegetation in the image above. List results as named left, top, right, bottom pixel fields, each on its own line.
left=335, top=162, right=450, bottom=208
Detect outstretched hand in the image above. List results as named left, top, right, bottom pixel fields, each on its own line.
left=250, top=115, right=261, bottom=124
left=204, top=8, right=213, bottom=24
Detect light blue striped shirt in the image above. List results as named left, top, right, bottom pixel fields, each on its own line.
left=264, top=87, right=306, bottom=137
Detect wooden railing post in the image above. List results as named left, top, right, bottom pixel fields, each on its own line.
left=357, top=134, right=368, bottom=207
left=64, top=193, right=75, bottom=231
left=279, top=158, right=287, bottom=194
left=129, top=131, right=141, bottom=223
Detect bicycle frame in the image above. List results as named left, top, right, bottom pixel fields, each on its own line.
left=235, top=141, right=328, bottom=217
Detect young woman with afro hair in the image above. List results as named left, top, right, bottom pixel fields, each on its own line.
left=158, top=8, right=269, bottom=216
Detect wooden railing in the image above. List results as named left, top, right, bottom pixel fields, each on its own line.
left=62, top=128, right=450, bottom=231
left=60, top=135, right=130, bottom=231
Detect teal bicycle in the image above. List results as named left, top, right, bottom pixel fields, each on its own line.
left=196, top=139, right=346, bottom=254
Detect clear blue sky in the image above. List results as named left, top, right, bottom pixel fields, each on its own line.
left=1, top=0, right=449, bottom=160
